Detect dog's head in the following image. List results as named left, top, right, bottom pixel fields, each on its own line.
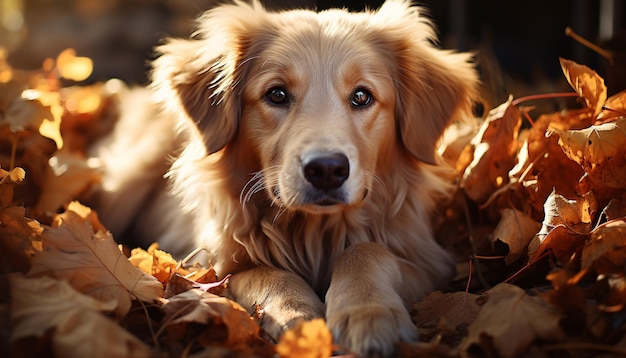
left=153, top=0, right=478, bottom=214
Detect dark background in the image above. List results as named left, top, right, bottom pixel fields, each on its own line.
left=1, top=0, right=624, bottom=105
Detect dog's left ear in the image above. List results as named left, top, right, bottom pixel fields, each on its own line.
left=377, top=2, right=479, bottom=164
left=396, top=47, right=478, bottom=164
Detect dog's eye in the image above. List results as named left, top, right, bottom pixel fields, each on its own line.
left=351, top=88, right=373, bottom=108
left=265, top=87, right=289, bottom=105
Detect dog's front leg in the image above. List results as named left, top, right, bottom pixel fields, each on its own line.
left=326, top=242, right=417, bottom=357
left=227, top=267, right=325, bottom=339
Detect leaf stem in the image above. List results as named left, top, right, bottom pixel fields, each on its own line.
left=511, top=92, right=579, bottom=107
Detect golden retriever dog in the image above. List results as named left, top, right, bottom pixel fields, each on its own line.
left=90, top=0, right=478, bottom=356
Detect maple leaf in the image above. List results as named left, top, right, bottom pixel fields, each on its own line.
left=552, top=117, right=626, bottom=189
left=276, top=318, right=333, bottom=358
left=528, top=190, right=596, bottom=263
left=161, top=289, right=260, bottom=347
left=581, top=218, right=626, bottom=274
left=461, top=283, right=564, bottom=358
left=461, top=96, right=522, bottom=203
left=10, top=275, right=150, bottom=358
left=492, top=208, right=542, bottom=265
left=28, top=208, right=163, bottom=316
left=560, top=58, right=607, bottom=117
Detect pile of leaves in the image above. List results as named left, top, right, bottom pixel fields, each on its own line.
left=1, top=45, right=626, bottom=358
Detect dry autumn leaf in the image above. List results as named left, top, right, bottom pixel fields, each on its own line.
left=129, top=243, right=178, bottom=284
left=581, top=218, right=626, bottom=274
left=597, top=90, right=626, bottom=123
left=461, top=96, right=522, bottom=203
left=161, top=288, right=260, bottom=347
left=413, top=291, right=481, bottom=331
left=276, top=318, right=333, bottom=358
left=492, top=208, right=542, bottom=264
left=552, top=117, right=626, bottom=189
left=462, top=283, right=564, bottom=358
left=10, top=275, right=151, bottom=358
left=528, top=190, right=596, bottom=263
left=560, top=57, right=607, bottom=116
left=28, top=209, right=163, bottom=316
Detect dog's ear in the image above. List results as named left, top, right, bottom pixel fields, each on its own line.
left=375, top=1, right=479, bottom=164
left=151, top=2, right=266, bottom=154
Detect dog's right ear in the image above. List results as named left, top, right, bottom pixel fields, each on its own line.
left=151, top=2, right=267, bottom=154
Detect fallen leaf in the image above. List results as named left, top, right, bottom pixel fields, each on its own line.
left=552, top=117, right=626, bottom=189
left=462, top=283, right=564, bottom=358
left=129, top=243, right=178, bottom=284
left=0, top=205, right=42, bottom=272
left=162, top=289, right=260, bottom=347
left=492, top=208, right=542, bottom=264
left=413, top=290, right=481, bottom=330
left=10, top=275, right=150, bottom=358
left=597, top=90, right=626, bottom=123
left=581, top=218, right=626, bottom=274
left=462, top=96, right=522, bottom=203
left=28, top=209, right=163, bottom=316
left=560, top=58, right=607, bottom=116
left=528, top=190, right=596, bottom=263
left=276, top=318, right=333, bottom=358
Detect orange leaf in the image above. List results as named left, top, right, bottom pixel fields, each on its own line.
left=581, top=218, right=626, bottom=274
left=559, top=58, right=607, bottom=116
left=276, top=318, right=333, bottom=358
left=461, top=96, right=521, bottom=203
left=528, top=190, right=596, bottom=263
left=552, top=117, right=626, bottom=189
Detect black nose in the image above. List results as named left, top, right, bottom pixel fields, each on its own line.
left=303, top=153, right=350, bottom=190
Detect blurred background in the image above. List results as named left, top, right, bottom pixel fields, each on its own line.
left=0, top=0, right=624, bottom=105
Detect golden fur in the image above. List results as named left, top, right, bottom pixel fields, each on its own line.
left=90, top=1, right=479, bottom=356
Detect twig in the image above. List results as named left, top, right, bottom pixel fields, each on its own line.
left=565, top=27, right=613, bottom=62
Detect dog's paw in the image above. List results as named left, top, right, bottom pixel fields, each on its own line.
left=327, top=302, right=416, bottom=357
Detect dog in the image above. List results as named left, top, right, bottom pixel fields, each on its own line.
left=89, top=0, right=479, bottom=356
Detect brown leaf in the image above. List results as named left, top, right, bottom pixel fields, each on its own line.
left=462, top=283, right=564, bottom=358
left=560, top=58, right=607, bottom=116
left=462, top=96, right=522, bottom=203
left=528, top=191, right=596, bottom=263
left=162, top=289, right=260, bottom=347
left=552, top=117, right=626, bottom=189
left=413, top=291, right=481, bottom=330
left=29, top=209, right=163, bottom=316
left=276, top=318, right=333, bottom=358
left=0, top=205, right=42, bottom=272
left=581, top=218, right=626, bottom=274
left=10, top=275, right=150, bottom=358
left=492, top=208, right=542, bottom=264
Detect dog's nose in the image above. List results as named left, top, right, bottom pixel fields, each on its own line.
left=303, top=153, right=350, bottom=190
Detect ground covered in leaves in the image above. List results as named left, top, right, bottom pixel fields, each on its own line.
left=1, top=47, right=626, bottom=358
